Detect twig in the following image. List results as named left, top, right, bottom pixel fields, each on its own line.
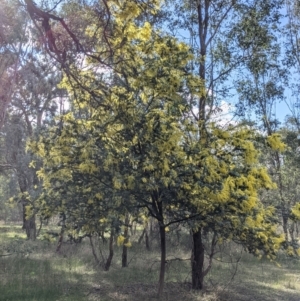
left=0, top=253, right=13, bottom=257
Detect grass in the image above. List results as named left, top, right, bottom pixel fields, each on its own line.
left=0, top=224, right=299, bottom=301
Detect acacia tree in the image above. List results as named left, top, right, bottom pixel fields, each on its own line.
left=27, top=1, right=286, bottom=297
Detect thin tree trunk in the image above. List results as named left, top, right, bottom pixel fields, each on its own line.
left=56, top=229, right=64, bottom=252
left=150, top=217, right=153, bottom=238
left=191, top=229, right=205, bottom=290
left=122, top=214, right=129, bottom=268
left=24, top=216, right=36, bottom=240
left=104, top=229, right=114, bottom=271
left=289, top=222, right=295, bottom=242
left=158, top=223, right=166, bottom=298
left=145, top=228, right=150, bottom=251
left=176, top=225, right=181, bottom=244
left=138, top=228, right=146, bottom=244
left=90, top=236, right=101, bottom=266
left=151, top=193, right=166, bottom=298
left=138, top=226, right=150, bottom=250
left=100, top=229, right=106, bottom=244
left=19, top=177, right=36, bottom=240
left=36, top=216, right=43, bottom=237
left=130, top=221, right=134, bottom=236
left=56, top=214, right=66, bottom=252
left=122, top=243, right=128, bottom=268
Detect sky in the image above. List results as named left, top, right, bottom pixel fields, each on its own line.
left=164, top=1, right=299, bottom=127
left=32, top=0, right=298, bottom=127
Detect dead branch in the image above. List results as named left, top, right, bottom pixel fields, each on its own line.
left=24, top=0, right=82, bottom=63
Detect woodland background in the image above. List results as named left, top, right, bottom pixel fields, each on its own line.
left=1, top=0, right=300, bottom=300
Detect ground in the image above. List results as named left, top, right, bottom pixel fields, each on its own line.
left=0, top=223, right=299, bottom=301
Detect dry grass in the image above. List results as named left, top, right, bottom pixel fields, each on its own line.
left=0, top=224, right=299, bottom=301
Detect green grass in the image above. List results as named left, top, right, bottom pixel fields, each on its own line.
left=0, top=224, right=300, bottom=301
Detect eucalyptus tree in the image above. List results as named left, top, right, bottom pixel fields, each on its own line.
left=0, top=0, right=28, bottom=130
left=153, top=0, right=285, bottom=288
left=257, top=120, right=300, bottom=253
left=0, top=0, right=64, bottom=238
left=7, top=53, right=63, bottom=239
left=285, top=0, right=300, bottom=125
left=0, top=173, right=19, bottom=223
left=0, top=0, right=34, bottom=234
left=230, top=0, right=296, bottom=244
left=278, top=126, right=300, bottom=245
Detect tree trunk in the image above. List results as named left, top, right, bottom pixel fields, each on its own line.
left=122, top=214, right=129, bottom=268
left=191, top=229, right=205, bottom=290
left=282, top=209, right=289, bottom=242
left=104, top=229, right=114, bottom=271
left=56, top=229, right=64, bottom=252
left=137, top=226, right=151, bottom=250
left=151, top=194, right=166, bottom=298
left=122, top=244, right=128, bottom=268
left=150, top=217, right=153, bottom=238
left=158, top=223, right=166, bottom=298
left=36, top=216, right=43, bottom=237
left=90, top=236, right=101, bottom=266
left=19, top=177, right=36, bottom=240
left=138, top=228, right=146, bottom=244
left=130, top=221, right=134, bottom=236
left=145, top=228, right=150, bottom=251
left=24, top=215, right=36, bottom=240
left=289, top=222, right=295, bottom=242
left=16, top=175, right=37, bottom=240
left=56, top=214, right=66, bottom=252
